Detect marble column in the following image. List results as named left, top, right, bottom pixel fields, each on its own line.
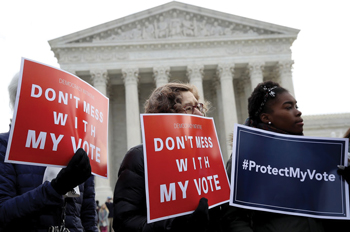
left=90, top=69, right=113, bottom=203
left=248, top=61, right=264, bottom=90
left=242, top=77, right=251, bottom=121
left=216, top=63, right=238, bottom=159
left=235, top=79, right=246, bottom=123
left=213, top=78, right=228, bottom=163
left=153, top=66, right=170, bottom=88
left=187, top=64, right=205, bottom=101
left=277, top=60, right=295, bottom=97
left=122, top=67, right=141, bottom=150
left=270, top=67, right=280, bottom=84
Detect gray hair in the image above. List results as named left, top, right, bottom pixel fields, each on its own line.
left=8, top=73, right=20, bottom=110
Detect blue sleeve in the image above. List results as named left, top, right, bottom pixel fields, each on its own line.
left=81, top=175, right=98, bottom=232
left=0, top=138, right=63, bottom=226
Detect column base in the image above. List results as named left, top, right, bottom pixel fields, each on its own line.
left=95, top=177, right=113, bottom=204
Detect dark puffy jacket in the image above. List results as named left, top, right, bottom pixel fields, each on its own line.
left=113, top=144, right=223, bottom=232
left=113, top=144, right=174, bottom=232
left=0, top=131, right=98, bottom=232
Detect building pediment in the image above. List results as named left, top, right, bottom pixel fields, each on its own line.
left=49, top=1, right=299, bottom=48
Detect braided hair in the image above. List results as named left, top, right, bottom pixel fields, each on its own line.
left=248, top=81, right=288, bottom=123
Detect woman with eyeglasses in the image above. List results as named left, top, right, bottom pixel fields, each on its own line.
left=113, top=82, right=217, bottom=232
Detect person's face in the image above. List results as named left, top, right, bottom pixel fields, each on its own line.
left=180, top=91, right=204, bottom=116
left=261, top=92, right=303, bottom=135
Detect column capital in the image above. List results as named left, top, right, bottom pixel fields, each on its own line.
left=213, top=76, right=221, bottom=90
left=248, top=61, right=265, bottom=77
left=122, top=67, right=139, bottom=85
left=153, top=66, right=171, bottom=86
left=270, top=68, right=281, bottom=83
left=186, top=64, right=204, bottom=81
left=276, top=60, right=294, bottom=75
left=275, top=60, right=295, bottom=96
left=248, top=61, right=264, bottom=90
left=90, top=69, right=109, bottom=86
left=216, top=63, right=235, bottom=81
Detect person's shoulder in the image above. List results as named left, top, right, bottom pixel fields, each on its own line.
left=118, top=144, right=144, bottom=176
left=0, top=132, right=9, bottom=157
left=124, top=144, right=144, bottom=161
left=0, top=132, right=9, bottom=147
left=127, top=144, right=143, bottom=153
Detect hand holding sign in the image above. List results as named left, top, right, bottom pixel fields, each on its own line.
left=5, top=58, right=109, bottom=177
left=337, top=165, right=350, bottom=184
left=51, top=148, right=91, bottom=195
left=141, top=114, right=230, bottom=222
left=230, top=124, right=350, bottom=219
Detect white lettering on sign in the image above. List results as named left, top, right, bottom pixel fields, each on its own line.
left=71, top=137, right=101, bottom=163
left=193, top=175, right=221, bottom=195
left=160, top=181, right=189, bottom=203
left=154, top=136, right=213, bottom=152
left=53, top=111, right=68, bottom=126
left=243, top=159, right=336, bottom=182
left=25, top=130, right=64, bottom=151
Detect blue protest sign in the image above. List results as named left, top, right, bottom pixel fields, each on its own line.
left=229, top=124, right=350, bottom=219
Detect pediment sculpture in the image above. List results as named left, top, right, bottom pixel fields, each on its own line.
left=70, top=10, right=280, bottom=44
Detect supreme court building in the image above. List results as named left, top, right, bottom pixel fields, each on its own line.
left=48, top=1, right=350, bottom=202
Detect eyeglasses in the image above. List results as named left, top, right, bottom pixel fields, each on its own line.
left=183, top=103, right=204, bottom=115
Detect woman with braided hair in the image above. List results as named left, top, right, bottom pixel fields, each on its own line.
left=221, top=80, right=326, bottom=232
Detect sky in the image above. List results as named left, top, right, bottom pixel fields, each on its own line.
left=1, top=0, right=349, bottom=133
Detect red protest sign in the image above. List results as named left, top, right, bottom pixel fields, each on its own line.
left=5, top=58, right=109, bottom=178
left=141, top=114, right=230, bottom=223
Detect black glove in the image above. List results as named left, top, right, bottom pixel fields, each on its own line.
left=337, top=165, right=350, bottom=184
left=51, top=148, right=92, bottom=195
left=172, top=197, right=209, bottom=232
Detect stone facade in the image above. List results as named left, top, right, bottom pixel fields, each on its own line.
left=48, top=2, right=350, bottom=203
left=303, top=113, right=350, bottom=138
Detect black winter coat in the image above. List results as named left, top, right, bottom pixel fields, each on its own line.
left=113, top=144, right=175, bottom=232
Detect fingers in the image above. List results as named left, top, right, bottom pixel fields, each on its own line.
left=68, top=148, right=85, bottom=166
left=71, top=148, right=89, bottom=166
left=66, top=149, right=91, bottom=180
left=337, top=165, right=350, bottom=184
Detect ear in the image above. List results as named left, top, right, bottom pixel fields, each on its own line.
left=260, top=113, right=271, bottom=124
